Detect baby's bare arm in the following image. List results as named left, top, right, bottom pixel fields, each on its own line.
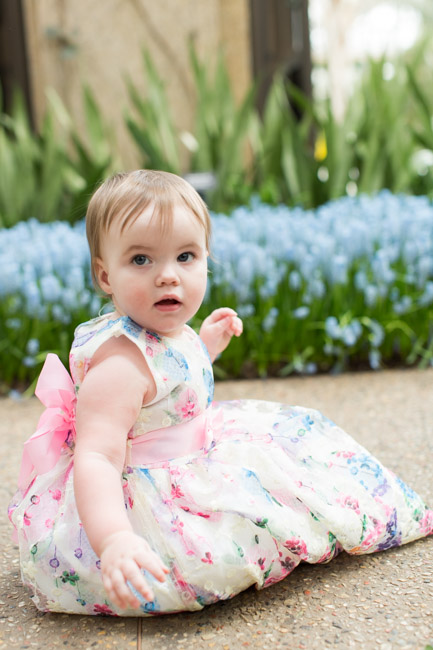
left=74, top=337, right=168, bottom=608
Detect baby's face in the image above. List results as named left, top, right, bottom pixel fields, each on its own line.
left=95, top=203, right=208, bottom=338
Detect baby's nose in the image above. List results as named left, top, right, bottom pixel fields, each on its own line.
left=155, top=263, right=180, bottom=285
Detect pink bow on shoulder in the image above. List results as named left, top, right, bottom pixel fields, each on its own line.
left=18, top=353, right=76, bottom=491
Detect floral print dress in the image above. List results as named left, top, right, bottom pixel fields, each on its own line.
left=9, top=314, right=433, bottom=616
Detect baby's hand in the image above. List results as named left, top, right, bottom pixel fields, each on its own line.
left=100, top=531, right=169, bottom=610
left=199, top=307, right=243, bottom=361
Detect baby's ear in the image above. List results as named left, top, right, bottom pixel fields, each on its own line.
left=94, top=258, right=111, bottom=295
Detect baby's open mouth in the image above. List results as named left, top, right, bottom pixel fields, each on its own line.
left=155, top=298, right=180, bottom=306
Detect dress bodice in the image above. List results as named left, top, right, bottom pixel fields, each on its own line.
left=69, top=314, right=214, bottom=439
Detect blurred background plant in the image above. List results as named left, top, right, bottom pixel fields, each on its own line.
left=0, top=85, right=116, bottom=228
left=125, top=45, right=257, bottom=210
left=124, top=40, right=433, bottom=210
left=3, top=40, right=433, bottom=223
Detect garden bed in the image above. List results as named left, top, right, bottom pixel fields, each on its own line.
left=1, top=191, right=433, bottom=391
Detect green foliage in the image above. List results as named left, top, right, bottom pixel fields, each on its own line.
left=3, top=41, right=433, bottom=222
left=251, top=76, right=321, bottom=207
left=125, top=46, right=257, bottom=210
left=66, top=86, right=117, bottom=221
left=0, top=87, right=115, bottom=227
left=251, top=47, right=433, bottom=208
left=125, top=51, right=181, bottom=174
left=349, top=58, right=420, bottom=195
left=187, top=44, right=257, bottom=209
left=124, top=41, right=433, bottom=211
left=0, top=91, right=68, bottom=227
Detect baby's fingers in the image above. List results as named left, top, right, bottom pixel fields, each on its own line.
left=126, top=575, right=154, bottom=608
left=125, top=570, right=155, bottom=606
left=221, top=315, right=242, bottom=337
left=104, top=567, right=145, bottom=609
left=205, top=307, right=237, bottom=325
left=135, top=548, right=169, bottom=582
left=231, top=316, right=243, bottom=336
left=119, top=553, right=169, bottom=608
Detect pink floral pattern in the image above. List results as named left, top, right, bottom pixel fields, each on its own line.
left=175, top=389, right=199, bottom=420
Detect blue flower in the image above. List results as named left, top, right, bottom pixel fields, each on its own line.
left=293, top=306, right=309, bottom=319
left=26, top=338, right=40, bottom=355
left=237, top=303, right=255, bottom=318
left=289, top=270, right=302, bottom=290
left=419, top=281, right=433, bottom=306
left=393, top=295, right=412, bottom=315
left=364, top=284, right=378, bottom=306
left=368, top=320, right=384, bottom=347
left=6, top=318, right=22, bottom=330
left=305, top=362, right=317, bottom=375
left=355, top=270, right=367, bottom=291
left=325, top=316, right=340, bottom=340
left=262, top=307, right=279, bottom=332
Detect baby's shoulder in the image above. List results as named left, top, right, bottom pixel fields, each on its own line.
left=81, top=334, right=155, bottom=398
left=70, top=313, right=145, bottom=385
left=71, top=313, right=119, bottom=348
left=71, top=314, right=159, bottom=398
left=90, top=331, right=143, bottom=363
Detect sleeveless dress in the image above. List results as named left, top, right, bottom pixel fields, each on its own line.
left=9, top=313, right=433, bottom=616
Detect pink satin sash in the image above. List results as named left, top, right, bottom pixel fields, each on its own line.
left=18, top=354, right=76, bottom=491
left=128, top=409, right=223, bottom=466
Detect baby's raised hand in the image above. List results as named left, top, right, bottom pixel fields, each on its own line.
left=100, top=530, right=169, bottom=610
left=199, top=307, right=243, bottom=361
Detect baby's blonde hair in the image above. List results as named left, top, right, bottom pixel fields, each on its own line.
left=86, top=169, right=212, bottom=290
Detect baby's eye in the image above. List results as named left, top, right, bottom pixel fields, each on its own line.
left=132, top=254, right=150, bottom=266
left=178, top=252, right=195, bottom=263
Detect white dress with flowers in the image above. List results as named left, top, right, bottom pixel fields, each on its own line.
left=9, top=313, right=433, bottom=616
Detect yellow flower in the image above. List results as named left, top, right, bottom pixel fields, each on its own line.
left=314, top=132, right=327, bottom=161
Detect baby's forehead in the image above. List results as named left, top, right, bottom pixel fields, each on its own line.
left=121, top=202, right=205, bottom=234
left=102, top=203, right=206, bottom=246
